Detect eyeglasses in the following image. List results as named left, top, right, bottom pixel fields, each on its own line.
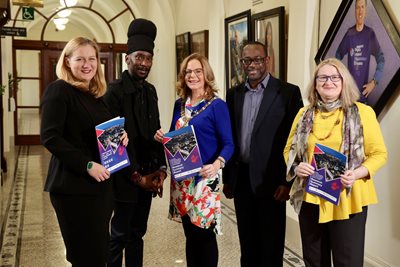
left=134, top=54, right=153, bottom=63
left=316, top=75, right=342, bottom=83
left=240, top=57, right=265, bottom=65
left=184, top=68, right=203, bottom=77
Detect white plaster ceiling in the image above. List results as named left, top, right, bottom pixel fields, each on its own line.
left=8, top=0, right=134, bottom=43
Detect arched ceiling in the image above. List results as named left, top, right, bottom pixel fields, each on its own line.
left=9, top=0, right=134, bottom=43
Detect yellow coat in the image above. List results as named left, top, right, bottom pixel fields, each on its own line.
left=284, top=102, right=387, bottom=223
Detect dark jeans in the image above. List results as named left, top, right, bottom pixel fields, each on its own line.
left=233, top=163, right=286, bottom=267
left=107, top=190, right=152, bottom=267
left=299, top=202, right=368, bottom=267
left=181, top=215, right=218, bottom=267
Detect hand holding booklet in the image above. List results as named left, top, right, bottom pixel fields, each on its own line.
left=95, top=116, right=130, bottom=174
left=306, top=143, right=347, bottom=205
left=162, top=125, right=203, bottom=181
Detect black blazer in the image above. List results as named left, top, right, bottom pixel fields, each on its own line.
left=41, top=80, right=113, bottom=195
left=223, top=76, right=303, bottom=197
left=103, top=71, right=166, bottom=202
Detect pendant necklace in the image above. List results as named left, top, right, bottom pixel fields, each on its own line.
left=311, top=109, right=341, bottom=141
left=318, top=110, right=336, bottom=119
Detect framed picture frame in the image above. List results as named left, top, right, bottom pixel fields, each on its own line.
left=251, top=6, right=285, bottom=80
left=176, top=32, right=191, bottom=75
left=225, top=10, right=251, bottom=90
left=191, top=30, right=209, bottom=58
left=315, top=0, right=400, bottom=116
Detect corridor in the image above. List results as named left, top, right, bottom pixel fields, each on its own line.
left=0, top=145, right=304, bottom=267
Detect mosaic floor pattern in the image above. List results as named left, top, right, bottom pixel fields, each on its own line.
left=0, top=146, right=305, bottom=267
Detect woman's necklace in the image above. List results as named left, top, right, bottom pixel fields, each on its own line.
left=318, top=110, right=335, bottom=119
left=180, top=96, right=216, bottom=126
left=311, top=109, right=341, bottom=141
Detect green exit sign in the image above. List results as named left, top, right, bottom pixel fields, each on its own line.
left=22, top=7, right=34, bottom=20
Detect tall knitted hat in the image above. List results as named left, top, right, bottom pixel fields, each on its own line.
left=127, top=18, right=157, bottom=55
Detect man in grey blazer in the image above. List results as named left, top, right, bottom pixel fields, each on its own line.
left=223, top=41, right=303, bottom=266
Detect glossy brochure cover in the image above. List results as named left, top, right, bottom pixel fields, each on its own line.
left=95, top=116, right=130, bottom=174
left=306, top=143, right=347, bottom=205
left=162, top=125, right=203, bottom=181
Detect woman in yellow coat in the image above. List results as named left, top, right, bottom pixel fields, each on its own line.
left=284, top=58, right=387, bottom=267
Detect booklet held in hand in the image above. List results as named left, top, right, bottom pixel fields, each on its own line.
left=306, top=143, right=347, bottom=205
left=162, top=125, right=203, bottom=181
left=95, top=117, right=130, bottom=174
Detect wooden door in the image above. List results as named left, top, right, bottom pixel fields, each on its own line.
left=14, top=47, right=115, bottom=145
left=14, top=49, right=41, bottom=145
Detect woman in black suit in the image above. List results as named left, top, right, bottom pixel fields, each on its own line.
left=40, top=37, right=127, bottom=267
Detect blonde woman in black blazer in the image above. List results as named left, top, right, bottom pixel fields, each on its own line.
left=40, top=37, right=128, bottom=267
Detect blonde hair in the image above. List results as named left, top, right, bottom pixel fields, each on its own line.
left=307, top=58, right=360, bottom=109
left=176, top=53, right=218, bottom=100
left=56, top=37, right=107, bottom=98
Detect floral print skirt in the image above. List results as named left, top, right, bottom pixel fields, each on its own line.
left=169, top=172, right=222, bottom=235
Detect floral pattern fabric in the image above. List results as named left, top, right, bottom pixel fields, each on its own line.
left=168, top=97, right=223, bottom=235
left=169, top=173, right=222, bottom=235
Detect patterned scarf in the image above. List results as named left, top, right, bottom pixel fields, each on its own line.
left=286, top=100, right=365, bottom=213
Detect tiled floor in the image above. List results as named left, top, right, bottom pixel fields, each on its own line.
left=0, top=145, right=305, bottom=267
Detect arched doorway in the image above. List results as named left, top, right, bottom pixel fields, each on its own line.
left=9, top=0, right=134, bottom=145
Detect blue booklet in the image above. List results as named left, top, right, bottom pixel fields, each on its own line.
left=162, top=125, right=203, bottom=181
left=306, top=143, right=347, bottom=205
left=95, top=117, right=130, bottom=174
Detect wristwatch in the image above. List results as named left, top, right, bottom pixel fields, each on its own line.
left=217, top=157, right=225, bottom=169
left=87, top=161, right=93, bottom=170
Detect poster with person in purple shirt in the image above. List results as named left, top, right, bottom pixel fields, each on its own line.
left=335, top=0, right=384, bottom=104
left=318, top=0, right=400, bottom=115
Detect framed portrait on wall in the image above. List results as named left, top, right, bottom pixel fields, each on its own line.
left=224, top=10, right=251, bottom=90
left=176, top=32, right=191, bottom=75
left=191, top=30, right=209, bottom=58
left=251, top=6, right=285, bottom=80
left=315, top=0, right=400, bottom=116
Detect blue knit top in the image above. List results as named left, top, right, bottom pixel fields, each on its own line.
left=169, top=98, right=234, bottom=165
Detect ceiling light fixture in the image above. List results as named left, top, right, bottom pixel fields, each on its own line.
left=57, top=9, right=72, bottom=18
left=53, top=17, right=69, bottom=25
left=55, top=24, right=66, bottom=31
left=55, top=0, right=77, bottom=31
left=53, top=17, right=69, bottom=31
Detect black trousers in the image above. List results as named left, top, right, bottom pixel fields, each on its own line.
left=233, top=164, right=286, bottom=267
left=181, top=215, right=218, bottom=267
left=107, top=189, right=153, bottom=267
left=50, top=192, right=114, bottom=267
left=299, top=202, right=368, bottom=267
